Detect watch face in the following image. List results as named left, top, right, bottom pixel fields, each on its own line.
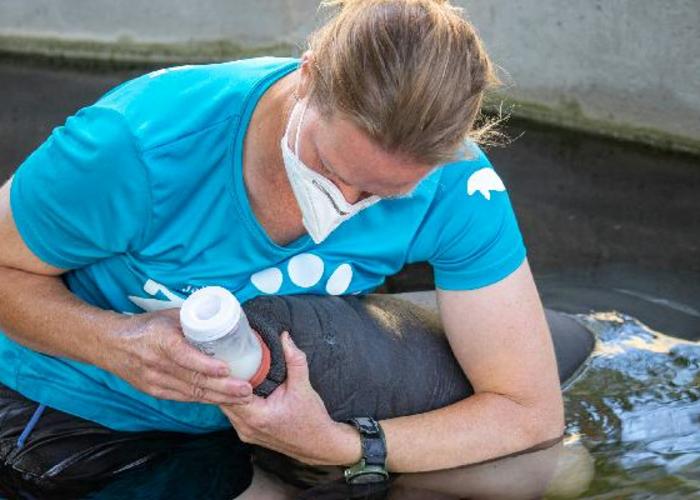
left=349, top=471, right=388, bottom=484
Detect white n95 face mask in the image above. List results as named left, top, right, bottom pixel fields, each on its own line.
left=280, top=99, right=380, bottom=244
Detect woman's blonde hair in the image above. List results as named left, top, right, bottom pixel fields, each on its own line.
left=306, top=0, right=501, bottom=166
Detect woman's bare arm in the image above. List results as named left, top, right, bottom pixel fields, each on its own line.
left=317, top=259, right=565, bottom=472
left=0, top=178, right=250, bottom=405
left=0, top=177, right=119, bottom=364
left=371, top=259, right=565, bottom=471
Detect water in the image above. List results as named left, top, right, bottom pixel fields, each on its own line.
left=560, top=311, right=700, bottom=498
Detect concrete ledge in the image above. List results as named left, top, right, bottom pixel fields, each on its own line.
left=486, top=95, right=700, bottom=157
left=0, top=34, right=295, bottom=69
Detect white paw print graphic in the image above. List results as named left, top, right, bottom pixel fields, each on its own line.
left=250, top=253, right=354, bottom=295
left=250, top=267, right=283, bottom=294
left=466, top=168, right=506, bottom=200
left=288, top=253, right=325, bottom=288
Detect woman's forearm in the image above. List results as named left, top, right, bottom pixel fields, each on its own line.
left=0, top=265, right=251, bottom=405
left=0, top=265, right=128, bottom=369
left=329, top=391, right=563, bottom=473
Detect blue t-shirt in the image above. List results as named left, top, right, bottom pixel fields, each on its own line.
left=2, top=57, right=526, bottom=433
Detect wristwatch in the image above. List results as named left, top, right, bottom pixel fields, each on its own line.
left=343, top=417, right=389, bottom=484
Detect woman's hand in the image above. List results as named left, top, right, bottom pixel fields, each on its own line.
left=105, top=308, right=253, bottom=405
left=220, top=332, right=362, bottom=467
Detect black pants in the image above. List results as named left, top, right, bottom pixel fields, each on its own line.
left=0, top=383, right=253, bottom=499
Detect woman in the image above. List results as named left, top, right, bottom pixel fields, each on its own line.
left=0, top=0, right=563, bottom=485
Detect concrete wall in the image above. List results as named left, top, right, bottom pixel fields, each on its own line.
left=1, top=0, right=698, bottom=153
left=0, top=0, right=318, bottom=46
left=466, top=0, right=700, bottom=154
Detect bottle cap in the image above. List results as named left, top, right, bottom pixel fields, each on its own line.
left=180, top=286, right=241, bottom=342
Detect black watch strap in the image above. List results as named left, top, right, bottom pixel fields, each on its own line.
left=344, top=417, right=389, bottom=483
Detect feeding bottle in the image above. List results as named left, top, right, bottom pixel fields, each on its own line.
left=180, top=286, right=270, bottom=386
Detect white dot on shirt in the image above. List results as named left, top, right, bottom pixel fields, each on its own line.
left=287, top=253, right=325, bottom=288
left=326, top=263, right=353, bottom=295
left=250, top=267, right=283, bottom=294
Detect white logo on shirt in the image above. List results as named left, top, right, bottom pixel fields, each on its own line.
left=128, top=279, right=184, bottom=312
left=250, top=253, right=354, bottom=296
left=466, top=168, right=506, bottom=200
left=127, top=256, right=356, bottom=314
left=147, top=65, right=194, bottom=79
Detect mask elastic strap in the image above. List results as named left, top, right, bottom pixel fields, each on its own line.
left=282, top=104, right=295, bottom=150
left=294, top=100, right=308, bottom=158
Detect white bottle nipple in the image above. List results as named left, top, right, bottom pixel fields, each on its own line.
left=180, top=286, right=263, bottom=380
left=180, top=286, right=240, bottom=342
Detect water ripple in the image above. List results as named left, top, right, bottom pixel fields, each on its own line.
left=564, top=311, right=700, bottom=497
